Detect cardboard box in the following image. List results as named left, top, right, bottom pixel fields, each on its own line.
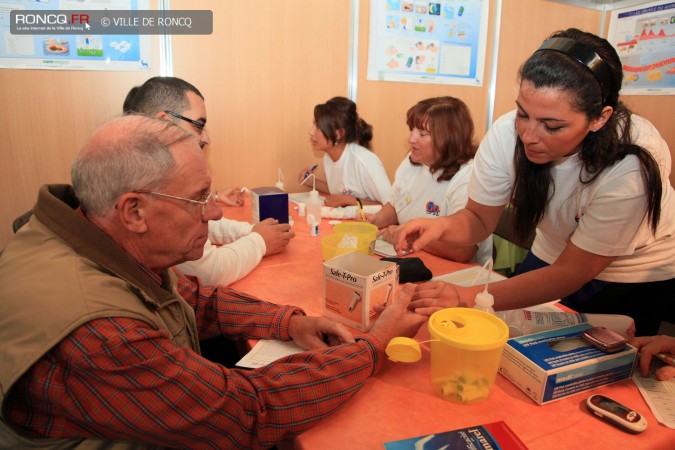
left=251, top=187, right=289, bottom=224
left=323, top=252, right=399, bottom=331
left=498, top=323, right=637, bottom=405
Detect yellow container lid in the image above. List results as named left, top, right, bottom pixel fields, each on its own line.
left=385, top=337, right=422, bottom=362
left=428, top=308, right=508, bottom=351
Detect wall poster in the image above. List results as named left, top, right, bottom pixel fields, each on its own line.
left=607, top=0, right=675, bottom=95
left=366, top=0, right=490, bottom=86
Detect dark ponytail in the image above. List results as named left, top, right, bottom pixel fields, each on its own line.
left=314, top=97, right=374, bottom=150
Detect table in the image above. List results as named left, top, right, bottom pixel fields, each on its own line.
left=223, top=199, right=674, bottom=450
left=225, top=201, right=465, bottom=316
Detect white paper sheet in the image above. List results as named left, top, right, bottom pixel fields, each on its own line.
left=632, top=370, right=675, bottom=429
left=288, top=192, right=325, bottom=205
left=374, top=238, right=398, bottom=257
left=236, top=340, right=305, bottom=369
left=432, top=265, right=506, bottom=286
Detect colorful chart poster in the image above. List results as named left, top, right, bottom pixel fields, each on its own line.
left=0, top=0, right=151, bottom=71
left=366, top=0, right=489, bottom=86
left=607, top=0, right=675, bottom=95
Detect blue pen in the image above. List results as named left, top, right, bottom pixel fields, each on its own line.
left=304, top=164, right=318, bottom=181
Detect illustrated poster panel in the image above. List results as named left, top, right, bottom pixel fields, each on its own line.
left=607, top=0, right=675, bottom=95
left=367, top=0, right=489, bottom=86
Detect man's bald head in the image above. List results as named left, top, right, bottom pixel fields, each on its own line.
left=71, top=115, right=195, bottom=217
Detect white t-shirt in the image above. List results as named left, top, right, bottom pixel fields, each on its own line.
left=176, top=218, right=265, bottom=286
left=324, top=142, right=392, bottom=204
left=390, top=155, right=492, bottom=265
left=470, top=110, right=675, bottom=282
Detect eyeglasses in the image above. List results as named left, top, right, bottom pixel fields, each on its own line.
left=164, top=110, right=206, bottom=134
left=135, top=190, right=215, bottom=216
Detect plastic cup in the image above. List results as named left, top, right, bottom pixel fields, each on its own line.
left=321, top=233, right=370, bottom=261
left=428, top=308, right=509, bottom=404
left=332, top=222, right=378, bottom=255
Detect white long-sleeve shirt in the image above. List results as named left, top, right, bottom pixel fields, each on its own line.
left=176, top=219, right=266, bottom=286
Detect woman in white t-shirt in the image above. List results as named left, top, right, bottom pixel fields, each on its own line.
left=367, top=96, right=491, bottom=264
left=297, top=97, right=391, bottom=207
left=394, top=28, right=675, bottom=336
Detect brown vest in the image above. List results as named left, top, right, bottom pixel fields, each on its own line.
left=0, top=185, right=200, bottom=449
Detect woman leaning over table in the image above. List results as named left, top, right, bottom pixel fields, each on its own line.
left=394, top=28, right=675, bottom=336
left=297, top=96, right=391, bottom=207
left=366, top=96, right=492, bottom=265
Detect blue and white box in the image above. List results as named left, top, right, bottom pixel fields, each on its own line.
left=251, top=187, right=289, bottom=224
left=498, top=323, right=637, bottom=405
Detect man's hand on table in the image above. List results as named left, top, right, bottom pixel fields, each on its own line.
left=287, top=284, right=425, bottom=352
left=369, top=284, right=427, bottom=343
left=252, top=218, right=296, bottom=256
left=288, top=315, right=356, bottom=349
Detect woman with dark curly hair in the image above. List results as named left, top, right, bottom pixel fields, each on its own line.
left=394, top=29, right=674, bottom=336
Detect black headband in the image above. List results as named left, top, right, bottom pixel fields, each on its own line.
left=535, top=37, right=613, bottom=103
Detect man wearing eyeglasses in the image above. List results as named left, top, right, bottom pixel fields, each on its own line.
left=124, top=76, right=295, bottom=288
left=0, top=115, right=427, bottom=448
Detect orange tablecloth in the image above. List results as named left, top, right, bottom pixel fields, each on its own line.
left=225, top=200, right=469, bottom=316
left=224, top=200, right=674, bottom=450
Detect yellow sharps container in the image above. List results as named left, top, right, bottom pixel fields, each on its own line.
left=428, top=308, right=509, bottom=404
